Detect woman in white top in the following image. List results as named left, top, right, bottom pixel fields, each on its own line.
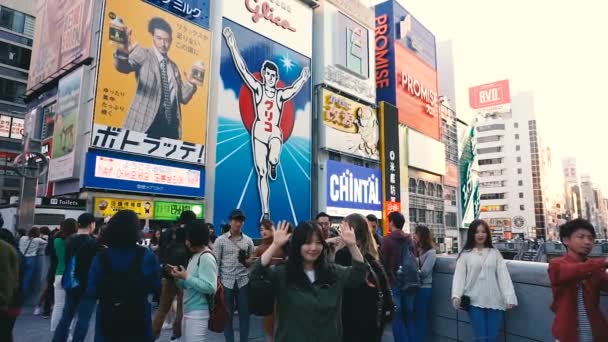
left=451, top=219, right=517, bottom=342
left=18, top=227, right=48, bottom=303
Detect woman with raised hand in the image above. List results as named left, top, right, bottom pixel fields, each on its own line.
left=451, top=219, right=517, bottom=342
left=251, top=220, right=367, bottom=342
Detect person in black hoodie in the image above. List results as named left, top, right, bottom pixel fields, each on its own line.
left=52, top=213, right=100, bottom=342
left=152, top=211, right=195, bottom=340
left=335, top=213, right=393, bottom=342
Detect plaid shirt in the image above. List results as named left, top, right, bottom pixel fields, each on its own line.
left=214, top=232, right=254, bottom=289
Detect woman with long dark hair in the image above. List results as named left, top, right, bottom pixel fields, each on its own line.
left=86, top=210, right=160, bottom=342
left=410, top=225, right=437, bottom=341
left=251, top=220, right=366, bottom=342
left=451, top=219, right=517, bottom=341
left=49, top=219, right=77, bottom=331
left=336, top=213, right=392, bottom=342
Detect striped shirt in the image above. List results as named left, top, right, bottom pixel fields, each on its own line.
left=577, top=284, right=593, bottom=342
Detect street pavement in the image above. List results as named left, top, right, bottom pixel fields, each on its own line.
left=14, top=307, right=394, bottom=341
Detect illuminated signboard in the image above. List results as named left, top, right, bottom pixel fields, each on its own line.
left=84, top=149, right=204, bottom=197
left=94, top=197, right=154, bottom=219
left=154, top=201, right=205, bottom=220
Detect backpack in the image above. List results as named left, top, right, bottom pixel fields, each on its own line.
left=62, top=237, right=93, bottom=291
left=200, top=250, right=227, bottom=333
left=98, top=246, right=146, bottom=340
left=396, top=237, right=421, bottom=293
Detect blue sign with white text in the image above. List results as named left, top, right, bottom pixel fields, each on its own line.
left=84, top=149, right=204, bottom=197
left=326, top=160, right=382, bottom=215
left=142, top=0, right=210, bottom=29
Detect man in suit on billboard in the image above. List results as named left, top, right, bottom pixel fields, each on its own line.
left=113, top=17, right=201, bottom=140
left=223, top=26, right=310, bottom=221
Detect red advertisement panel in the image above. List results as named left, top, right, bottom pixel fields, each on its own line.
left=468, top=80, right=511, bottom=109
left=394, top=44, right=440, bottom=140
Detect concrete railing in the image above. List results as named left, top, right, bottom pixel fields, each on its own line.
left=429, top=256, right=608, bottom=341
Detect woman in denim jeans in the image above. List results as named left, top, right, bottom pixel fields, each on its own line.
left=410, top=225, right=436, bottom=342
left=451, top=220, right=517, bottom=342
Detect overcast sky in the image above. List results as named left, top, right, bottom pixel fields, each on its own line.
left=374, top=0, right=608, bottom=189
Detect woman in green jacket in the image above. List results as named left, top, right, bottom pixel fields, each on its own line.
left=252, top=220, right=367, bottom=342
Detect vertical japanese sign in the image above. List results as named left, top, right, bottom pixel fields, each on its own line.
left=379, top=102, right=401, bottom=233
left=214, top=0, right=313, bottom=236
left=48, top=67, right=84, bottom=182
left=28, top=0, right=94, bottom=91
left=92, top=0, right=211, bottom=163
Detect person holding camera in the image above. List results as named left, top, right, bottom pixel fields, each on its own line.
left=214, top=209, right=254, bottom=342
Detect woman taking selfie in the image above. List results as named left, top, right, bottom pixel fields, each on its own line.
left=451, top=219, right=517, bottom=342
left=251, top=220, right=366, bottom=342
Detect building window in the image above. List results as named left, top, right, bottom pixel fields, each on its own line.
left=476, top=124, right=505, bottom=132
left=517, top=156, right=522, bottom=163
left=517, top=168, right=522, bottom=174
left=436, top=185, right=443, bottom=198
left=328, top=151, right=341, bottom=161
left=480, top=205, right=508, bottom=212
left=418, top=181, right=427, bottom=195
left=518, top=180, right=523, bottom=186
left=516, top=145, right=520, bottom=151
left=477, top=146, right=502, bottom=154
left=0, top=41, right=31, bottom=70
left=515, top=134, right=520, bottom=139
left=0, top=6, right=27, bottom=34
left=0, top=77, right=25, bottom=104
left=477, top=135, right=502, bottom=143
left=514, top=123, right=519, bottom=128
left=427, top=183, right=435, bottom=197
left=520, top=205, right=525, bottom=211
left=445, top=212, right=457, bottom=227
left=409, top=178, right=417, bottom=193
left=519, top=193, right=524, bottom=198
left=409, top=208, right=417, bottom=222
left=479, top=158, right=503, bottom=166
left=480, top=193, right=506, bottom=200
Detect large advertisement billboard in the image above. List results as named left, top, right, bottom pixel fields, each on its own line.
left=48, top=67, right=84, bottom=182
left=319, top=89, right=379, bottom=160
left=213, top=15, right=312, bottom=232
left=325, top=160, right=382, bottom=218
left=28, top=0, right=94, bottom=91
left=469, top=80, right=511, bottom=109
left=92, top=0, right=211, bottom=164
left=395, top=44, right=440, bottom=140
left=84, top=149, right=204, bottom=197
left=316, top=1, right=376, bottom=104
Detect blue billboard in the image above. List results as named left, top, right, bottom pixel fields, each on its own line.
left=213, top=18, right=312, bottom=235
left=84, top=149, right=204, bottom=197
left=326, top=160, right=382, bottom=217
left=142, top=0, right=210, bottom=29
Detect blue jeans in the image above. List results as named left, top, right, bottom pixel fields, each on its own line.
left=223, top=282, right=250, bottom=342
left=408, top=287, right=432, bottom=342
left=52, top=291, right=97, bottom=342
left=391, top=288, right=416, bottom=342
left=468, top=306, right=504, bottom=342
left=20, top=256, right=38, bottom=304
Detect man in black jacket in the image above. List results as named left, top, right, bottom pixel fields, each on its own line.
left=152, top=210, right=195, bottom=340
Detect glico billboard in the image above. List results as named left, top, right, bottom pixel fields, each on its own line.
left=375, top=1, right=440, bottom=140
left=212, top=0, right=314, bottom=235
left=469, top=80, right=511, bottom=109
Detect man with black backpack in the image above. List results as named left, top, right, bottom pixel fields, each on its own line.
left=52, top=213, right=100, bottom=342
left=379, top=211, right=420, bottom=342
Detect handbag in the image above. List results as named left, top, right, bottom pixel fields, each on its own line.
left=199, top=251, right=227, bottom=333
left=460, top=249, right=491, bottom=311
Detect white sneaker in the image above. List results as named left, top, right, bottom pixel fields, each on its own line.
left=33, top=306, right=41, bottom=315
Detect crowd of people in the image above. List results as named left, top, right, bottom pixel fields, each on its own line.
left=0, top=210, right=607, bottom=341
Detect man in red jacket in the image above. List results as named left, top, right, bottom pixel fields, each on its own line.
left=548, top=218, right=608, bottom=342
